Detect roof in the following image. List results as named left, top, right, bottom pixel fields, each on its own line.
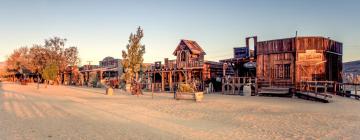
left=173, top=39, right=206, bottom=56
left=257, top=36, right=342, bottom=44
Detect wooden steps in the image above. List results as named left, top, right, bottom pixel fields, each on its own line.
left=258, top=87, right=292, bottom=97
left=295, top=91, right=332, bottom=103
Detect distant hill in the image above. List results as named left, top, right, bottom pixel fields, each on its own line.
left=343, top=60, right=360, bottom=75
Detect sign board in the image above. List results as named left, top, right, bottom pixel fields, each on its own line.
left=155, top=61, right=161, bottom=69
left=298, top=50, right=323, bottom=62
left=234, top=47, right=249, bottom=59
left=244, top=62, right=256, bottom=69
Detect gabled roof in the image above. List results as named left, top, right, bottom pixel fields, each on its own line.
left=173, top=39, right=206, bottom=56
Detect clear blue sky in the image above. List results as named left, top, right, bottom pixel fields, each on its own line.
left=1, top=0, right=359, bottom=65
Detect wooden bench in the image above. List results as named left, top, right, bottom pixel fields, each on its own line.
left=176, top=92, right=203, bottom=102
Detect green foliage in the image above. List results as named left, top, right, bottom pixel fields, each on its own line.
left=42, top=63, right=59, bottom=81
left=121, top=27, right=146, bottom=83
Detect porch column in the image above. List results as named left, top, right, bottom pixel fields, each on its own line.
left=169, top=72, right=173, bottom=91
left=179, top=71, right=183, bottom=83
left=185, top=71, right=188, bottom=84
left=161, top=72, right=165, bottom=92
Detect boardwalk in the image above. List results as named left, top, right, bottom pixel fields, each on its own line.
left=1, top=82, right=360, bottom=140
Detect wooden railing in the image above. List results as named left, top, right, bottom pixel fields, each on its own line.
left=177, top=61, right=203, bottom=69
left=257, top=80, right=294, bottom=88
left=222, top=77, right=257, bottom=95
left=297, top=81, right=335, bottom=94
left=222, top=77, right=256, bottom=85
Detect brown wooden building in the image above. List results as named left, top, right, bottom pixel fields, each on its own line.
left=256, top=36, right=343, bottom=88
left=145, top=39, right=224, bottom=92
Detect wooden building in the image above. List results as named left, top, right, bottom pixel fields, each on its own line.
left=256, top=36, right=343, bottom=89
left=219, top=37, right=258, bottom=95
left=145, top=39, right=224, bottom=92
left=80, top=56, right=123, bottom=87
left=220, top=36, right=257, bottom=77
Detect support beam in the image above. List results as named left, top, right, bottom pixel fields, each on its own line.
left=161, top=72, right=165, bottom=92
left=179, top=72, right=183, bottom=83
left=169, top=72, right=173, bottom=91
left=355, top=85, right=358, bottom=96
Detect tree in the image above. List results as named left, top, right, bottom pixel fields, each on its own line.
left=29, top=44, right=50, bottom=73
left=5, top=37, right=80, bottom=86
left=43, top=37, right=80, bottom=84
left=121, top=26, right=146, bottom=85
left=29, top=44, right=50, bottom=88
left=64, top=46, right=80, bottom=66
left=42, top=63, right=59, bottom=88
left=6, top=46, right=33, bottom=81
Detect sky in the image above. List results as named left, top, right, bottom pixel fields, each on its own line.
left=0, top=0, right=359, bottom=65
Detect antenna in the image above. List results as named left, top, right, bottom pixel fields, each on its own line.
left=295, top=31, right=298, bottom=37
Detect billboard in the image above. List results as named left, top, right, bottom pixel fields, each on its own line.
left=234, top=47, right=249, bottom=59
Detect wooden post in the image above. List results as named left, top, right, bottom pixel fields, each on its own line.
left=147, top=72, right=150, bottom=90
left=324, top=82, right=327, bottom=93
left=232, top=77, right=235, bottom=94
left=255, top=78, right=258, bottom=96
left=188, top=70, right=192, bottom=83
left=153, top=71, right=156, bottom=91
left=343, top=84, right=346, bottom=97
left=315, top=81, right=318, bottom=94
left=169, top=72, right=173, bottom=91
left=161, top=72, right=165, bottom=92
left=185, top=71, right=188, bottom=84
left=355, top=85, right=357, bottom=96
left=151, top=83, right=154, bottom=99
left=179, top=71, right=183, bottom=83
left=222, top=78, right=224, bottom=94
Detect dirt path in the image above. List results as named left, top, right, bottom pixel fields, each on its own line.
left=1, top=82, right=360, bottom=140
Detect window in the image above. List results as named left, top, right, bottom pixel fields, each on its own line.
left=274, top=64, right=291, bottom=79
left=181, top=51, right=186, bottom=62
left=284, top=64, right=291, bottom=79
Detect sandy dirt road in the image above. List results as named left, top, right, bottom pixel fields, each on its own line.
left=1, top=82, right=360, bottom=140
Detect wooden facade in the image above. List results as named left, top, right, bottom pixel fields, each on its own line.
left=220, top=36, right=257, bottom=77
left=145, top=39, right=224, bottom=92
left=256, top=36, right=343, bottom=88
left=79, top=57, right=123, bottom=88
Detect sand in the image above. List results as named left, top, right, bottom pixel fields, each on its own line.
left=1, top=82, right=360, bottom=140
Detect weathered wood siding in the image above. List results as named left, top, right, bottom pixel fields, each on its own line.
left=256, top=38, right=296, bottom=87
left=256, top=37, right=343, bottom=87
left=295, top=37, right=343, bottom=83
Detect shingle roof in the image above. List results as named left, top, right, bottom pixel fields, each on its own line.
left=173, top=39, right=206, bottom=55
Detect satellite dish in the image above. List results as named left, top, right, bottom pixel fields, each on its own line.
left=244, top=62, right=256, bottom=69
